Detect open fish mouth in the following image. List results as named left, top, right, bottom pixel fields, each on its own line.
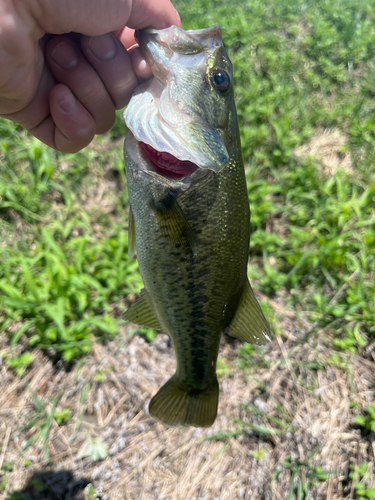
left=124, top=24, right=231, bottom=176
left=139, top=142, right=198, bottom=179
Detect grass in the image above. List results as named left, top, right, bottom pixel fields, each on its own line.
left=0, top=121, right=142, bottom=361
left=1, top=0, right=374, bottom=358
left=0, top=0, right=375, bottom=497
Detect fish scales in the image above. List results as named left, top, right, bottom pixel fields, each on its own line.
left=127, top=166, right=248, bottom=380
left=124, top=24, right=271, bottom=427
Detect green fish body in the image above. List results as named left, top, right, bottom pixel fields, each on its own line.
left=124, top=25, right=270, bottom=427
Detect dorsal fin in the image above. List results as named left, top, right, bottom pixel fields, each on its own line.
left=227, top=280, right=271, bottom=345
left=124, top=289, right=162, bottom=330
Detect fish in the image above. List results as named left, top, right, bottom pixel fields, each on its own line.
left=123, top=24, right=271, bottom=428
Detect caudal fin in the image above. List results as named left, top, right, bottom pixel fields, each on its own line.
left=149, top=374, right=219, bottom=428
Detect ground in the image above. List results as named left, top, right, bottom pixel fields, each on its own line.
left=0, top=286, right=374, bottom=498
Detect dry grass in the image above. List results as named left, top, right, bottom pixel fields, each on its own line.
left=0, top=300, right=374, bottom=500
left=294, top=128, right=353, bottom=177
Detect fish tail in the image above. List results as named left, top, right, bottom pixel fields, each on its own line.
left=149, top=374, right=219, bottom=428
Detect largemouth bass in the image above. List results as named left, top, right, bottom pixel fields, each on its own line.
left=123, top=24, right=271, bottom=428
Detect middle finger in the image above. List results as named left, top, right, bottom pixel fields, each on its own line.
left=45, top=34, right=116, bottom=135
left=81, top=32, right=141, bottom=109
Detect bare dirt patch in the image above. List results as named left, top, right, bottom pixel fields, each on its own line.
left=294, top=128, right=353, bottom=177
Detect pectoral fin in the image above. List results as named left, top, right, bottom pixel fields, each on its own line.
left=151, top=190, right=196, bottom=254
left=128, top=204, right=136, bottom=259
left=227, top=280, right=271, bottom=345
left=124, top=288, right=162, bottom=330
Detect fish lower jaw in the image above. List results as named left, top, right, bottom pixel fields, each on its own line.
left=139, top=141, right=198, bottom=179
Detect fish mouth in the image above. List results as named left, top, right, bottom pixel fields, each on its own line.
left=124, top=25, right=230, bottom=174
left=139, top=141, right=198, bottom=180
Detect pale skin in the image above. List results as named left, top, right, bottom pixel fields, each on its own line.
left=0, top=0, right=180, bottom=152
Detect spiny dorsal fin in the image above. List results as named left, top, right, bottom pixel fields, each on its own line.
left=128, top=204, right=136, bottom=259
left=124, top=289, right=162, bottom=330
left=150, top=191, right=196, bottom=254
left=227, top=280, right=271, bottom=345
left=149, top=374, right=218, bottom=428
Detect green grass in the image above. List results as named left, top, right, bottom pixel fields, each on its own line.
left=0, top=119, right=142, bottom=361
left=1, top=223, right=140, bottom=360
left=0, top=0, right=373, bottom=360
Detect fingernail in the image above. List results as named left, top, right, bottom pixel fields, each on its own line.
left=52, top=42, right=78, bottom=69
left=59, top=90, right=77, bottom=114
left=88, top=33, right=116, bottom=61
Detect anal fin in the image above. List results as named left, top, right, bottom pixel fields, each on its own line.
left=227, top=280, right=271, bottom=345
left=124, top=288, right=162, bottom=330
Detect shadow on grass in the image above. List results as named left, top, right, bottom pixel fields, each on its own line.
left=6, top=470, right=96, bottom=500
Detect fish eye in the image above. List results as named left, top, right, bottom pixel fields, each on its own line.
left=211, top=68, right=230, bottom=92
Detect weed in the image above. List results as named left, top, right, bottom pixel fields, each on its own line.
left=83, top=483, right=103, bottom=500
left=349, top=462, right=375, bottom=500
left=216, top=357, right=231, bottom=378
left=0, top=226, right=141, bottom=360
left=240, top=403, right=290, bottom=430
left=202, top=430, right=243, bottom=442
left=94, top=367, right=112, bottom=382
left=0, top=478, right=7, bottom=491
left=355, top=405, right=375, bottom=433
left=272, top=446, right=336, bottom=499
left=0, top=123, right=56, bottom=221
left=252, top=448, right=266, bottom=460
left=5, top=353, right=33, bottom=376
left=203, top=416, right=284, bottom=444
left=138, top=327, right=157, bottom=343
left=52, top=408, right=71, bottom=426
left=6, top=493, right=33, bottom=500
left=1, top=461, right=14, bottom=472
left=21, top=387, right=59, bottom=463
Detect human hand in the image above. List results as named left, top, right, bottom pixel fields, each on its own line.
left=0, top=0, right=180, bottom=152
